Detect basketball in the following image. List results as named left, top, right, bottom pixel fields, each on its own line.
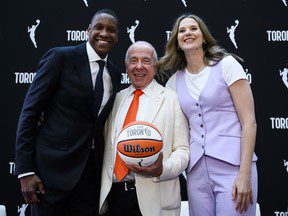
left=116, top=121, right=163, bottom=167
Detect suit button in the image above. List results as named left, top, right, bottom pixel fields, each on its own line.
left=201, top=135, right=204, bottom=138
left=198, top=113, right=201, bottom=117
left=201, top=145, right=204, bottom=149
left=196, top=103, right=199, bottom=106
left=200, top=124, right=203, bottom=128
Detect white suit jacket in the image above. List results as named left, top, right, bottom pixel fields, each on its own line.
left=99, top=81, right=190, bottom=216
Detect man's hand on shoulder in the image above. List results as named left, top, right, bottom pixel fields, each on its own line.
left=126, top=152, right=163, bottom=177
left=20, top=175, right=45, bottom=204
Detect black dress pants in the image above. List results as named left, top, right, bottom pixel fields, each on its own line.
left=30, top=150, right=100, bottom=216
left=105, top=181, right=142, bottom=216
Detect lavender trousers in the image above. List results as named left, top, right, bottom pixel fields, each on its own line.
left=187, top=155, right=258, bottom=216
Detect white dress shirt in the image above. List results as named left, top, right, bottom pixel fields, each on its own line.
left=86, top=42, right=112, bottom=115
left=113, top=80, right=156, bottom=182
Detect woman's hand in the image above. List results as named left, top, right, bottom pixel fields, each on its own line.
left=232, top=171, right=253, bottom=213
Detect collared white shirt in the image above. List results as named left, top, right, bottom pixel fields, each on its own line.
left=86, top=42, right=112, bottom=115
left=113, top=80, right=156, bottom=182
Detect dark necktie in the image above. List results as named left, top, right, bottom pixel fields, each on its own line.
left=93, top=60, right=105, bottom=118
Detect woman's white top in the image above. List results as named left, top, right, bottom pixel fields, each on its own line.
left=165, top=55, right=247, bottom=100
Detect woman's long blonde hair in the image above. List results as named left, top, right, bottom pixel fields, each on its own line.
left=158, top=13, right=241, bottom=74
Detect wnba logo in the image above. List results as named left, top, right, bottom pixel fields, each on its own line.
left=180, top=0, right=187, bottom=7
left=279, top=67, right=288, bottom=89
left=284, top=160, right=288, bottom=173
left=82, top=0, right=88, bottom=7
left=281, top=0, right=287, bottom=6
left=127, top=20, right=140, bottom=44
left=227, top=20, right=240, bottom=49
left=28, top=19, right=40, bottom=48
left=18, top=204, right=28, bottom=216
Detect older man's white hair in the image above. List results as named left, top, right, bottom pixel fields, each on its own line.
left=125, top=41, right=158, bottom=64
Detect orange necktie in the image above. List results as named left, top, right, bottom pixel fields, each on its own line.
left=114, top=89, right=143, bottom=181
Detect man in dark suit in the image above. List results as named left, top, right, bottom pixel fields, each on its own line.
left=15, top=9, right=121, bottom=215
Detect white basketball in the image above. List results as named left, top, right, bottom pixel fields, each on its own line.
left=116, top=121, right=163, bottom=167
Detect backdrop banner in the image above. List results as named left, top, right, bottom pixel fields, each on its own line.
left=1, top=0, right=287, bottom=215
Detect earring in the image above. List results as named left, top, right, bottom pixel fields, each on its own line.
left=203, top=41, right=206, bottom=45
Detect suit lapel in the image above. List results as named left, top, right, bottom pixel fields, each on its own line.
left=107, top=60, right=119, bottom=95
left=110, top=89, right=130, bottom=164
left=73, top=43, right=94, bottom=114
left=97, top=60, right=119, bottom=118
left=145, top=82, right=165, bottom=123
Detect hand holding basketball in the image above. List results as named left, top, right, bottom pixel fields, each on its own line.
left=126, top=152, right=163, bottom=177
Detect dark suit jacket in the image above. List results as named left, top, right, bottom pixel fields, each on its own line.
left=15, top=43, right=121, bottom=191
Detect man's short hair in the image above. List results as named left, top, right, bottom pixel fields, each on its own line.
left=90, top=9, right=119, bottom=27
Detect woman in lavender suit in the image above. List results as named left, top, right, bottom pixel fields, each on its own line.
left=158, top=14, right=258, bottom=216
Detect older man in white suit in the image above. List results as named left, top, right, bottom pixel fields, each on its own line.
left=99, top=41, right=189, bottom=216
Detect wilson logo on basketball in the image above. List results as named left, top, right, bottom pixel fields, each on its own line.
left=123, top=144, right=155, bottom=153
left=118, top=139, right=162, bottom=158
left=116, top=121, right=163, bottom=166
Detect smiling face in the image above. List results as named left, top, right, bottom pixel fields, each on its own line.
left=126, top=43, right=157, bottom=89
left=87, top=13, right=118, bottom=59
left=177, top=17, right=205, bottom=53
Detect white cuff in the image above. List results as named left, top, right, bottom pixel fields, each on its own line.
left=18, top=172, right=35, bottom=179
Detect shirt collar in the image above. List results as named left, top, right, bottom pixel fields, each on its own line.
left=128, top=80, right=156, bottom=98
left=86, top=42, right=108, bottom=63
